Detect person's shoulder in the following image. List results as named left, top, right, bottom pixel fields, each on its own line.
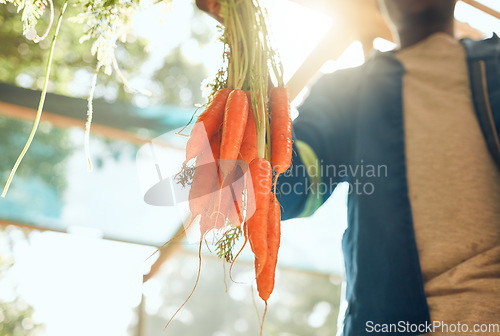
left=312, top=49, right=403, bottom=91
left=309, top=64, right=365, bottom=96
left=461, top=33, right=500, bottom=60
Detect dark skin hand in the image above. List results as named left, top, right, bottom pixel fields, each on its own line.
left=378, top=0, right=457, bottom=49
left=196, top=0, right=223, bottom=23
left=195, top=0, right=277, bottom=91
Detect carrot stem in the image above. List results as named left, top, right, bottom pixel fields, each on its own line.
left=259, top=302, right=268, bottom=336
left=232, top=2, right=248, bottom=89
left=164, top=241, right=203, bottom=331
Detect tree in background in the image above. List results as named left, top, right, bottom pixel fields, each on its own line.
left=0, top=0, right=214, bottom=107
left=0, top=0, right=215, bottom=196
left=0, top=229, right=43, bottom=336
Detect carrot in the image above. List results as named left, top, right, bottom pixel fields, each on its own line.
left=247, top=157, right=272, bottom=277
left=210, top=140, right=237, bottom=230
left=256, top=194, right=281, bottom=302
left=189, top=133, right=221, bottom=217
left=199, top=184, right=228, bottom=235
left=211, top=161, right=247, bottom=230
left=269, top=87, right=292, bottom=175
left=199, top=212, right=213, bottom=237
left=227, top=199, right=243, bottom=228
left=189, top=162, right=218, bottom=218
left=226, top=165, right=245, bottom=228
left=220, top=89, right=249, bottom=178
left=195, top=129, right=220, bottom=167
left=186, top=88, right=231, bottom=163
left=238, top=91, right=258, bottom=165
left=211, top=184, right=232, bottom=230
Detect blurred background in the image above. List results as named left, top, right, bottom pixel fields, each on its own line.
left=0, top=0, right=498, bottom=335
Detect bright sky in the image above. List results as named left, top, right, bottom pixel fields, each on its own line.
left=5, top=0, right=500, bottom=335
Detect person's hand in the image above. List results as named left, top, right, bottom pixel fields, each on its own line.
left=195, top=0, right=223, bottom=23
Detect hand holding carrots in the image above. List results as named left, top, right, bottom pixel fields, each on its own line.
left=178, top=0, right=292, bottom=333
left=195, top=0, right=223, bottom=23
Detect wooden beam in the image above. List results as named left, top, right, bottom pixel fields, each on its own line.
left=143, top=218, right=189, bottom=282
left=0, top=101, right=179, bottom=149
left=0, top=218, right=177, bottom=248
left=284, top=0, right=394, bottom=100
left=286, top=27, right=354, bottom=101
left=0, top=219, right=65, bottom=234
left=460, top=0, right=500, bottom=20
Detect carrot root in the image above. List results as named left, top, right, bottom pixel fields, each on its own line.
left=259, top=302, right=268, bottom=336
left=164, top=240, right=203, bottom=331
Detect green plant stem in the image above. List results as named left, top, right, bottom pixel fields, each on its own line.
left=255, top=45, right=266, bottom=159
left=229, top=1, right=239, bottom=89
left=257, top=4, right=284, bottom=87
left=232, top=2, right=248, bottom=90
left=263, top=56, right=271, bottom=161
left=85, top=65, right=100, bottom=172
left=1, top=0, right=69, bottom=198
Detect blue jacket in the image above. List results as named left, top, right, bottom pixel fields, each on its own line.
left=277, top=34, right=500, bottom=336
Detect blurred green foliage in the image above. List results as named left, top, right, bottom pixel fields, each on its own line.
left=0, top=298, right=41, bottom=336
left=0, top=230, right=43, bottom=336
left=0, top=0, right=212, bottom=106
left=0, top=0, right=149, bottom=102
left=0, top=116, right=73, bottom=195
left=153, top=46, right=208, bottom=106
left=0, top=0, right=215, bottom=196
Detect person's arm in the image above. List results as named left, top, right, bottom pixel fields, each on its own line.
left=277, top=72, right=356, bottom=220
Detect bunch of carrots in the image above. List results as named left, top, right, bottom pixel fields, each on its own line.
left=176, top=0, right=292, bottom=332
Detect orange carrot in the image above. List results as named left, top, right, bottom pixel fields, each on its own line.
left=247, top=158, right=272, bottom=277
left=256, top=194, right=281, bottom=302
left=227, top=199, right=243, bottom=228
left=189, top=133, right=221, bottom=217
left=186, top=88, right=231, bottom=163
left=211, top=184, right=232, bottom=230
left=189, top=163, right=218, bottom=218
left=199, top=212, right=213, bottom=237
left=226, top=165, right=245, bottom=228
left=238, top=91, right=258, bottom=165
left=200, top=186, right=227, bottom=235
left=269, top=87, right=292, bottom=175
left=211, top=161, right=247, bottom=230
left=220, top=89, right=248, bottom=178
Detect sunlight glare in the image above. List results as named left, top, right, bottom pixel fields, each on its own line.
left=265, top=0, right=333, bottom=83
left=455, top=1, right=500, bottom=35
left=320, top=41, right=365, bottom=74
left=373, top=37, right=397, bottom=52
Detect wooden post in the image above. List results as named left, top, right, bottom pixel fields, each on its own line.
left=286, top=27, right=354, bottom=101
